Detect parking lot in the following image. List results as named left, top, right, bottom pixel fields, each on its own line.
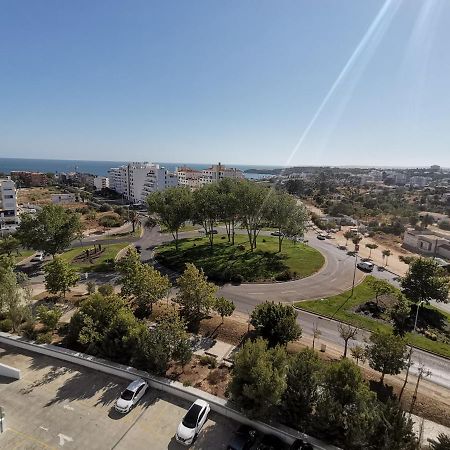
left=0, top=344, right=236, bottom=449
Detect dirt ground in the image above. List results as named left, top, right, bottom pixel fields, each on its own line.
left=18, top=186, right=67, bottom=205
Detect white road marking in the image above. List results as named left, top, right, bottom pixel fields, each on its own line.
left=248, top=292, right=265, bottom=295
left=58, top=433, right=73, bottom=446
left=63, top=404, right=74, bottom=411
left=281, top=290, right=296, bottom=294
left=39, top=426, right=48, bottom=431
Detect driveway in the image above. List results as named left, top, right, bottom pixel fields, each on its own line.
left=0, top=344, right=236, bottom=450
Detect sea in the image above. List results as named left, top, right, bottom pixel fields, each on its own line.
left=0, top=158, right=278, bottom=180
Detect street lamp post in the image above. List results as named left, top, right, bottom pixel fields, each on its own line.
left=399, top=300, right=425, bottom=400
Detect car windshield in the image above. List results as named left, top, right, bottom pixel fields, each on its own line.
left=120, top=389, right=134, bottom=401
left=182, top=404, right=202, bottom=429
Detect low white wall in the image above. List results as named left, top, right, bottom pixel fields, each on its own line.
left=0, top=332, right=339, bottom=450
left=0, top=363, right=21, bottom=380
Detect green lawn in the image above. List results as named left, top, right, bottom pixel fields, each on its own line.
left=60, top=243, right=129, bottom=272
left=295, top=277, right=450, bottom=358
left=15, top=249, right=36, bottom=263
left=156, top=234, right=324, bottom=282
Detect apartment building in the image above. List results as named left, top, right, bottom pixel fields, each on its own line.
left=93, top=176, right=109, bottom=191
left=177, top=167, right=203, bottom=189
left=0, top=177, right=18, bottom=226
left=108, top=163, right=177, bottom=203
left=200, top=163, right=244, bottom=184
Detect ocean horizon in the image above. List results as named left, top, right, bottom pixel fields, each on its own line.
left=0, top=157, right=281, bottom=179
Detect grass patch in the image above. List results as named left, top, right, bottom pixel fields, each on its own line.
left=295, top=277, right=450, bottom=358
left=14, top=249, right=36, bottom=263
left=59, top=243, right=128, bottom=272
left=160, top=224, right=200, bottom=233
left=156, top=234, right=324, bottom=282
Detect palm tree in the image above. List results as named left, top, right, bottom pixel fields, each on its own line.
left=382, top=249, right=391, bottom=266
left=129, top=210, right=139, bottom=233
left=365, top=243, right=378, bottom=259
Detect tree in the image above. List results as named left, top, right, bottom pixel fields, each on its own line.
left=86, top=281, right=96, bottom=295
left=44, top=257, right=79, bottom=297
left=421, top=213, right=434, bottom=228
left=0, top=236, right=21, bottom=256
left=343, top=230, right=355, bottom=246
left=98, top=284, right=114, bottom=296
left=133, top=308, right=192, bottom=375
left=312, top=321, right=321, bottom=350
left=338, top=323, right=358, bottom=358
left=283, top=205, right=308, bottom=245
left=266, top=191, right=297, bottom=252
left=428, top=433, right=450, bottom=450
left=382, top=249, right=391, bottom=266
left=365, top=330, right=408, bottom=383
left=236, top=181, right=269, bottom=251
left=399, top=255, right=417, bottom=265
left=314, top=358, right=377, bottom=449
left=16, top=204, right=82, bottom=257
left=367, top=277, right=396, bottom=305
left=214, top=296, right=235, bottom=323
left=216, top=178, right=240, bottom=244
left=368, top=399, right=418, bottom=450
left=390, top=293, right=411, bottom=337
left=117, top=248, right=171, bottom=316
left=352, top=235, right=362, bottom=251
left=228, top=338, right=288, bottom=418
left=281, top=348, right=321, bottom=430
left=147, top=187, right=193, bottom=251
left=175, top=263, right=217, bottom=330
left=250, top=301, right=302, bottom=347
left=401, top=258, right=449, bottom=304
left=365, top=243, right=378, bottom=259
left=128, top=210, right=139, bottom=233
left=192, top=184, right=220, bottom=249
left=350, top=345, right=366, bottom=365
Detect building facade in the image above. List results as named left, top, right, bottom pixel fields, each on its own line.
left=403, top=228, right=450, bottom=260
left=0, top=177, right=18, bottom=226
left=93, top=176, right=110, bottom=191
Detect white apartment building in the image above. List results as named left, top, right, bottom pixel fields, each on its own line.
left=0, top=177, right=18, bottom=226
left=177, top=167, right=203, bottom=189
left=94, top=176, right=109, bottom=191
left=108, top=162, right=178, bottom=203
left=410, top=176, right=432, bottom=188
left=200, top=163, right=244, bottom=184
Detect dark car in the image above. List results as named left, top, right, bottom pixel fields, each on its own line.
left=227, top=425, right=258, bottom=450
left=206, top=229, right=218, bottom=235
left=256, top=434, right=289, bottom=450
left=135, top=245, right=142, bottom=253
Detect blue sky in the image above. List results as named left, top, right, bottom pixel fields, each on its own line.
left=1, top=0, right=449, bottom=167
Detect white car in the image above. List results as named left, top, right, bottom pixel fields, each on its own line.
left=31, top=252, right=44, bottom=262
left=176, top=399, right=210, bottom=446
left=114, top=378, right=148, bottom=414
left=357, top=261, right=374, bottom=272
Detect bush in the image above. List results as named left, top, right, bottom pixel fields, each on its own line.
left=207, top=369, right=227, bottom=385
left=98, top=284, right=114, bottom=296
left=275, top=270, right=292, bottom=281
left=86, top=281, right=96, bottom=294
left=99, top=203, right=112, bottom=212
left=36, top=332, right=53, bottom=344
left=237, top=244, right=245, bottom=251
left=21, top=321, right=38, bottom=340
left=0, top=318, right=13, bottom=332
left=230, top=274, right=244, bottom=284
left=183, top=380, right=192, bottom=387
left=199, top=355, right=217, bottom=368
left=36, top=305, right=62, bottom=331
left=98, top=214, right=123, bottom=228
left=439, top=220, right=450, bottom=231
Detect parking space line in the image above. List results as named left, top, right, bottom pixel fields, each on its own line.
left=8, top=427, right=57, bottom=449
left=111, top=406, right=149, bottom=449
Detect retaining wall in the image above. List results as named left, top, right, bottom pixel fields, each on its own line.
left=0, top=363, right=21, bottom=380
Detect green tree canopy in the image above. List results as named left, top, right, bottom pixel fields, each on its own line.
left=214, top=296, right=235, bottom=323
left=367, top=277, right=396, bottom=305
left=175, top=263, right=217, bottom=330
left=365, top=330, right=408, bottom=382
left=16, top=204, right=82, bottom=256
left=228, top=338, right=288, bottom=418
left=147, top=186, right=193, bottom=251
left=250, top=301, right=302, bottom=347
left=192, top=184, right=220, bottom=249
left=44, top=257, right=79, bottom=298
left=401, top=258, right=449, bottom=304
left=0, top=236, right=21, bottom=256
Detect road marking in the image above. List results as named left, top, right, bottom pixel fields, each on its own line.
left=58, top=433, right=73, bottom=446
left=8, top=427, right=56, bottom=449
left=281, top=290, right=296, bottom=294
left=248, top=292, right=265, bottom=295
left=40, top=426, right=49, bottom=431
left=63, top=404, right=74, bottom=411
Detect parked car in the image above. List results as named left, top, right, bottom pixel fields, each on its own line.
left=270, top=231, right=283, bottom=236
left=256, top=434, right=289, bottom=450
left=176, top=399, right=210, bottom=446
left=31, top=252, right=44, bottom=262
left=338, top=244, right=347, bottom=250
left=227, top=424, right=258, bottom=450
left=325, top=234, right=332, bottom=239
left=205, top=229, right=218, bottom=235
left=357, top=261, right=374, bottom=272
left=317, top=234, right=326, bottom=240
left=135, top=244, right=142, bottom=253
left=114, top=378, right=148, bottom=414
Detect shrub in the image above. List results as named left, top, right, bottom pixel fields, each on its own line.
left=439, top=220, right=450, bottom=231
left=275, top=270, right=292, bottom=281
left=199, top=355, right=217, bottom=368
left=99, top=203, right=112, bottom=212
left=36, top=305, right=62, bottom=331
left=98, top=284, right=114, bottom=296
left=0, top=318, right=13, bottom=332
left=237, top=244, right=246, bottom=251
left=86, top=281, right=96, bottom=295
left=231, top=274, right=244, bottom=284
left=21, top=321, right=38, bottom=340
left=98, top=214, right=123, bottom=228
left=207, top=369, right=227, bottom=385
left=183, top=380, right=192, bottom=387
left=36, top=332, right=53, bottom=344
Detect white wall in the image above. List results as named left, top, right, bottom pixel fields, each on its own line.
left=0, top=362, right=21, bottom=379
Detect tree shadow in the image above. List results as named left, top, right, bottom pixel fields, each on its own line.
left=416, top=306, right=448, bottom=332
left=369, top=379, right=396, bottom=403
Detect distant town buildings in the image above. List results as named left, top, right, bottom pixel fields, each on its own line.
left=93, top=176, right=109, bottom=191
left=403, top=228, right=450, bottom=261
left=51, top=193, right=78, bottom=204
left=0, top=177, right=18, bottom=228
left=11, top=171, right=48, bottom=187
left=107, top=162, right=244, bottom=203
